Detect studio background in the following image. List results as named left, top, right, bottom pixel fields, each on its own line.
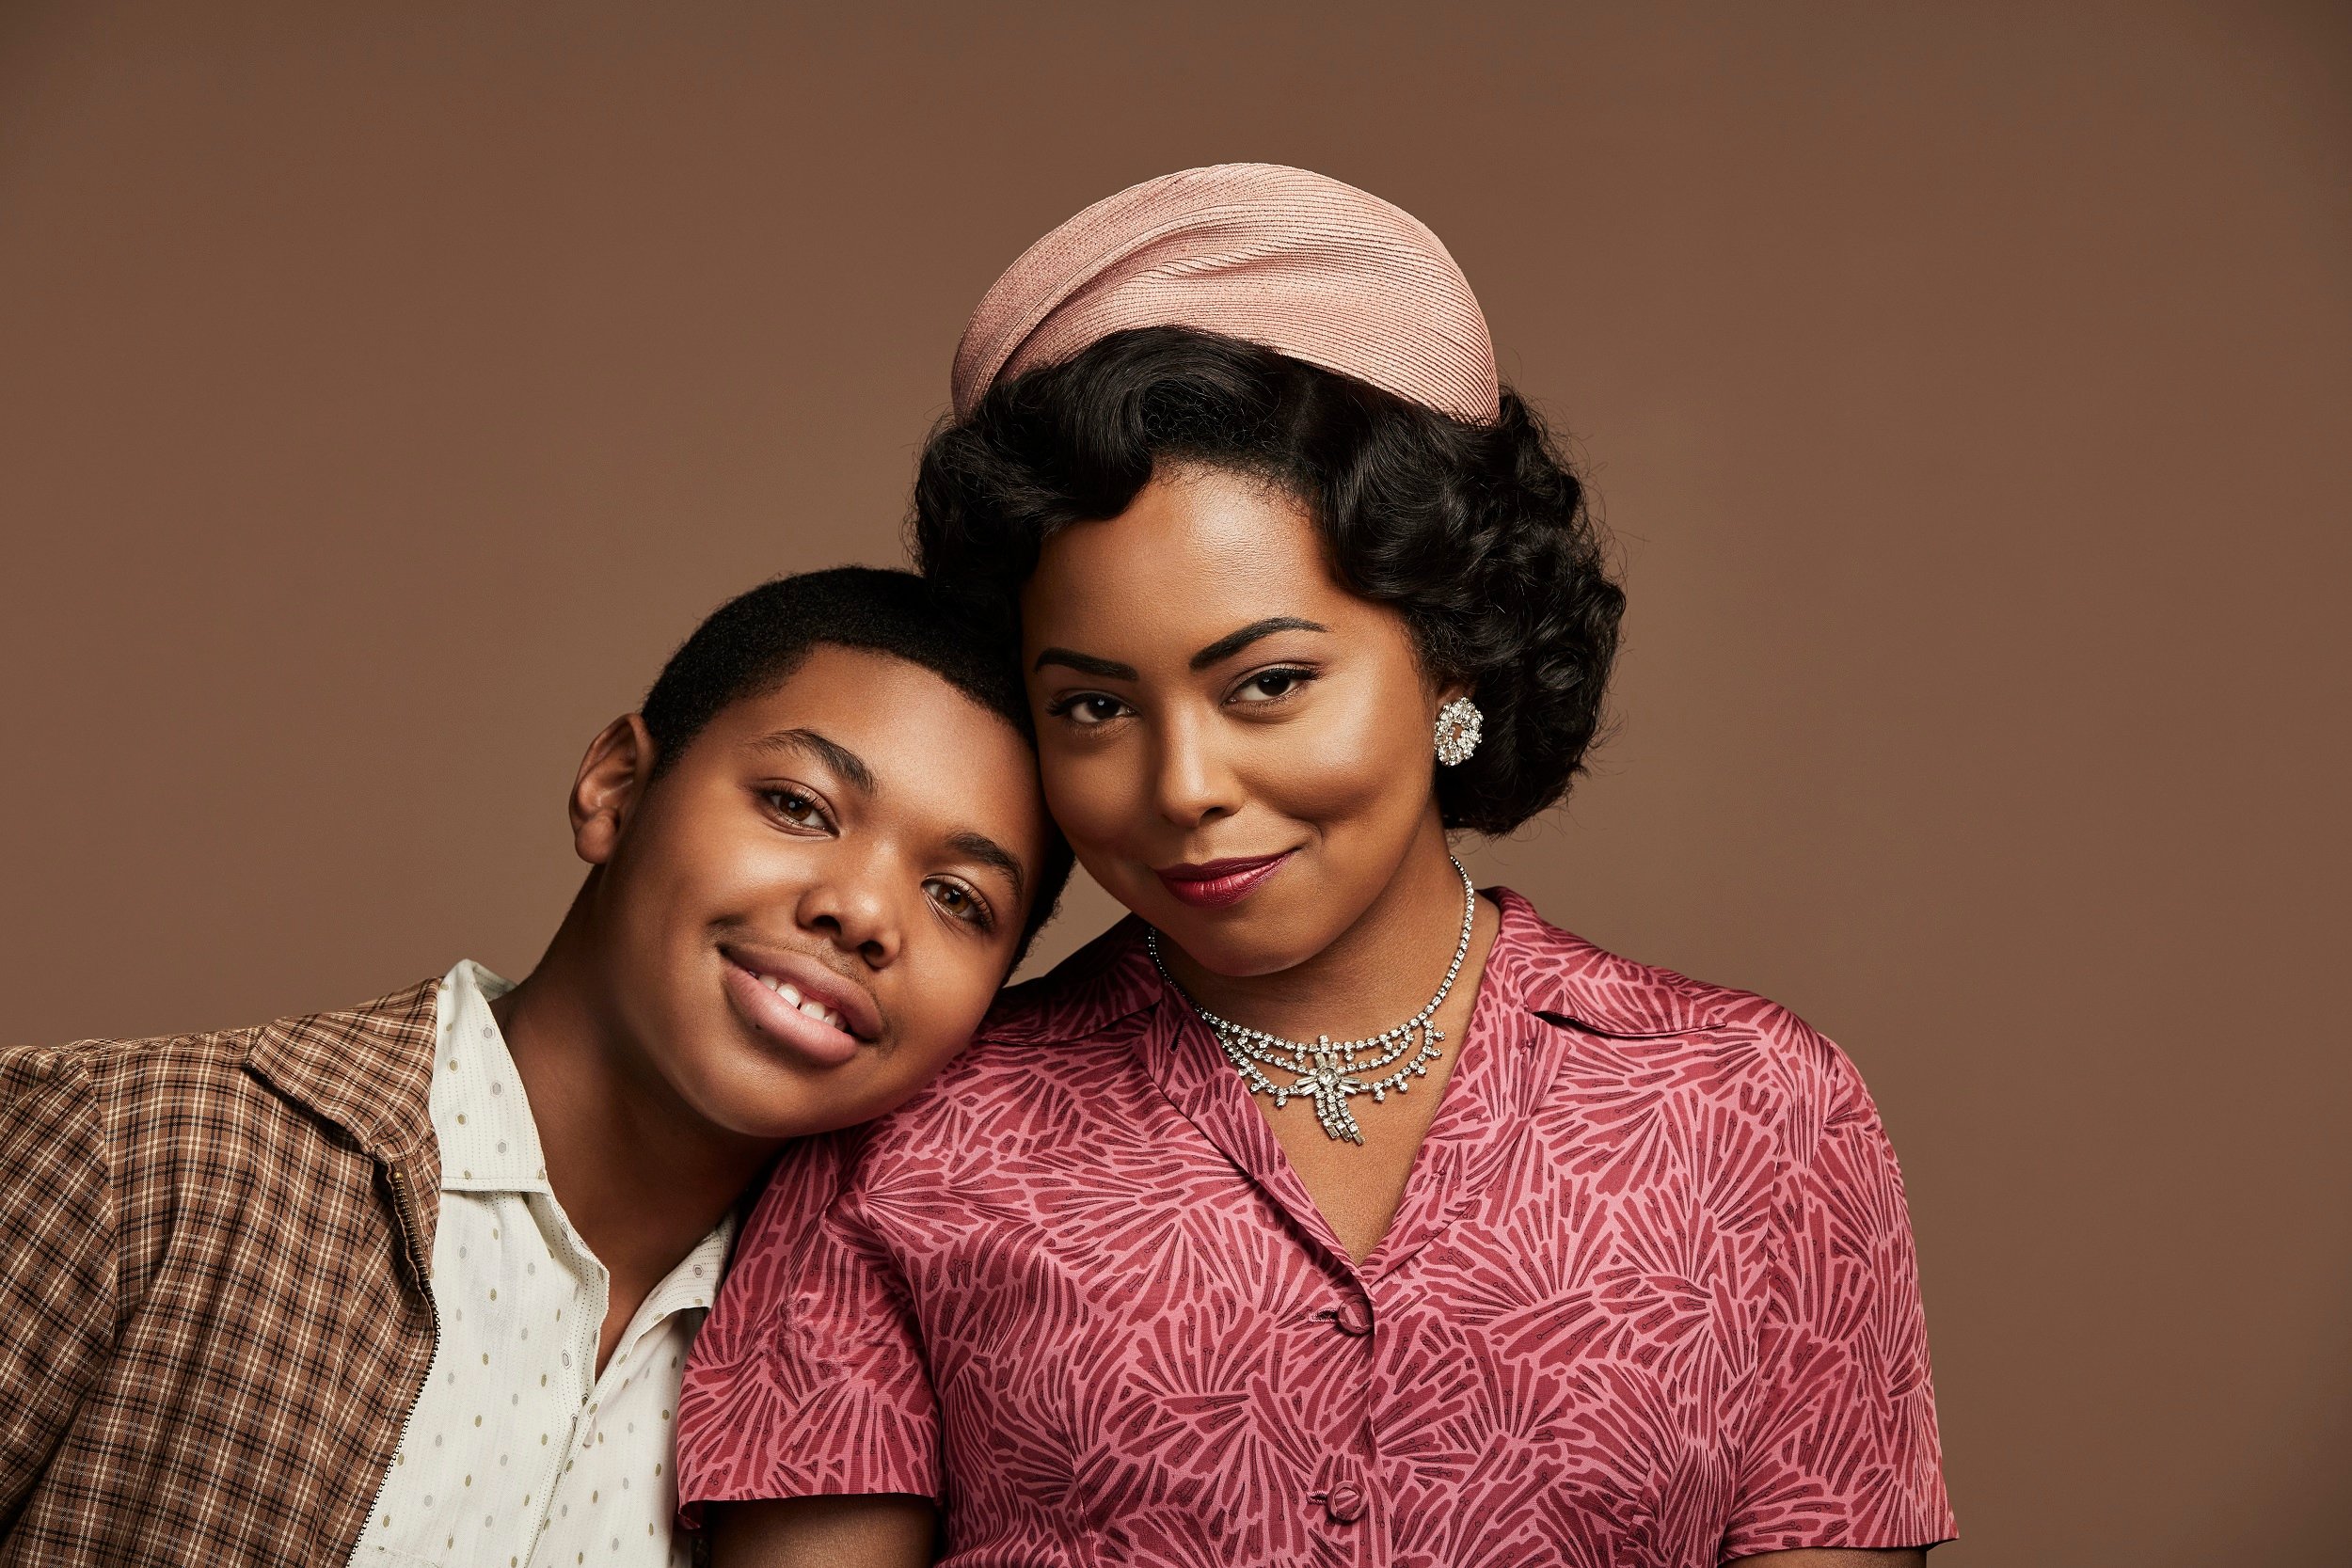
left=4, top=4, right=2346, bottom=1564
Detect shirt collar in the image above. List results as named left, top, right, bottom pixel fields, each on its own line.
left=429, top=958, right=554, bottom=1195
left=636, top=1212, right=739, bottom=1324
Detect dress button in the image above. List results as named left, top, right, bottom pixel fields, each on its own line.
left=1325, top=1481, right=1366, bottom=1524
left=1331, top=1298, right=1373, bottom=1337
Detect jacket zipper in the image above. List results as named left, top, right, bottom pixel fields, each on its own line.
left=344, top=1164, right=440, bottom=1566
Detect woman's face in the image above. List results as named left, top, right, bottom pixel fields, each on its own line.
left=1021, top=465, right=1454, bottom=977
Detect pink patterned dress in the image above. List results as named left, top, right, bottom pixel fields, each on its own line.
left=678, top=891, right=1954, bottom=1565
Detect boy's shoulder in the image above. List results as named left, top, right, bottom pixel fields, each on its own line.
left=6, top=1020, right=259, bottom=1103
left=3, top=980, right=446, bottom=1166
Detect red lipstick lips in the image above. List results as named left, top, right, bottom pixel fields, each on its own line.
left=1155, top=850, right=1295, bottom=910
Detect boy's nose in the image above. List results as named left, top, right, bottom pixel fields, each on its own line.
left=796, top=867, right=902, bottom=967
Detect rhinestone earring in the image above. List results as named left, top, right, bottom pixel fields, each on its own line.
left=1434, top=697, right=1483, bottom=766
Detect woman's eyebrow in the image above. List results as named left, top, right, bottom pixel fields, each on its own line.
left=743, top=727, right=876, bottom=796
left=1188, top=616, right=1329, bottom=671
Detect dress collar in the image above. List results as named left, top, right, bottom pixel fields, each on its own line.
left=1470, top=887, right=1728, bottom=1039
left=1081, top=886, right=1726, bottom=1049
left=1121, top=885, right=1689, bottom=1281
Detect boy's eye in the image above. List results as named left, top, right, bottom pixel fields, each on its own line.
left=761, top=787, right=832, bottom=831
left=1232, top=667, right=1315, bottom=705
left=1049, top=692, right=1133, bottom=726
left=925, top=878, right=993, bottom=929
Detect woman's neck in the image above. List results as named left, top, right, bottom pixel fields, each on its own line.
left=1165, top=813, right=1492, bottom=1043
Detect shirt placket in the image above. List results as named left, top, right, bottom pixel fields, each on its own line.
left=1169, top=917, right=1543, bottom=1564
left=1134, top=997, right=1404, bottom=1562
left=519, top=1193, right=606, bottom=1565
left=1311, top=1148, right=1485, bottom=1564
left=1307, top=1274, right=1386, bottom=1558
left=1355, top=933, right=1566, bottom=1568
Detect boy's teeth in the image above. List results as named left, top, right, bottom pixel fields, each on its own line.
left=744, top=969, right=847, bottom=1032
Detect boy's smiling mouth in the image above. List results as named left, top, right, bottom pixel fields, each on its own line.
left=751, top=972, right=847, bottom=1032
left=718, top=943, right=883, bottom=1066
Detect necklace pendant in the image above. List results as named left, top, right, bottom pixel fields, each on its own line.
left=1307, top=1074, right=1365, bottom=1145
left=1148, top=857, right=1476, bottom=1145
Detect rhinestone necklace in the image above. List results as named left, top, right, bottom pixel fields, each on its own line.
left=1146, top=858, right=1478, bottom=1145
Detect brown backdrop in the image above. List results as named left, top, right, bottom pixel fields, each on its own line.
left=4, top=3, right=2346, bottom=1562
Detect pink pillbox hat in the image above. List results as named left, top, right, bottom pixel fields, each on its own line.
left=950, top=164, right=1501, bottom=425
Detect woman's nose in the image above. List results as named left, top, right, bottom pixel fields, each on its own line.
left=1149, top=707, right=1243, bottom=830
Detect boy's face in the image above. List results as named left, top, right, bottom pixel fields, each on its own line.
left=576, top=644, right=1052, bottom=1140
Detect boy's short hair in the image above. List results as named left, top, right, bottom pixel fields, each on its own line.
left=641, top=566, right=1073, bottom=958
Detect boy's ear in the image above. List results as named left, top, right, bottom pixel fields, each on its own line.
left=571, top=714, right=659, bottom=866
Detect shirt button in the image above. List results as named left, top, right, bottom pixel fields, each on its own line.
left=1326, top=1481, right=1366, bottom=1523
left=1331, top=1299, right=1373, bottom=1337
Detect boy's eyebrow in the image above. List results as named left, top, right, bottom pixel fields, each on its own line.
left=1032, top=647, right=1139, bottom=681
left=746, top=729, right=1027, bottom=906
left=1187, top=616, right=1329, bottom=671
left=950, top=831, right=1027, bottom=906
left=744, top=727, right=875, bottom=795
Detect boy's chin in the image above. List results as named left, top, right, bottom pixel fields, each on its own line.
left=653, top=1005, right=977, bottom=1142
left=666, top=1047, right=904, bottom=1143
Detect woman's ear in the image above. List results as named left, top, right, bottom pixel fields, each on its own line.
left=570, top=714, right=657, bottom=866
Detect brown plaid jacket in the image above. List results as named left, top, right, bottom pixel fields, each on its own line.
left=0, top=982, right=445, bottom=1565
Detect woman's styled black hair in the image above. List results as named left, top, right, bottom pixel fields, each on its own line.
left=911, top=326, right=1626, bottom=835
left=640, top=565, right=1073, bottom=958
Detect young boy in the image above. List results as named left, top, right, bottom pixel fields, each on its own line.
left=0, top=567, right=1070, bottom=1567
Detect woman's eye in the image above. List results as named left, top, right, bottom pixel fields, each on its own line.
left=926, top=878, right=993, bottom=928
left=1052, top=693, right=1132, bottom=726
left=1233, top=668, right=1314, bottom=704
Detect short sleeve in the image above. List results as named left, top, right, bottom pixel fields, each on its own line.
left=675, top=1129, right=941, bottom=1522
left=1724, top=1045, right=1956, bottom=1560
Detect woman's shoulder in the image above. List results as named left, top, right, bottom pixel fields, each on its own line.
left=858, top=919, right=1163, bottom=1136
left=974, top=916, right=1163, bottom=1050
left=1493, top=889, right=1882, bottom=1144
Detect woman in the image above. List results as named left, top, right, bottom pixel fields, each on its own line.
left=678, top=165, right=1954, bottom=1567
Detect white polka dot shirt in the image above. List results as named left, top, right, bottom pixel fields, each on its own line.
left=351, top=961, right=733, bottom=1568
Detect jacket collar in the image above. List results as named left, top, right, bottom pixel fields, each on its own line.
left=246, top=978, right=444, bottom=1176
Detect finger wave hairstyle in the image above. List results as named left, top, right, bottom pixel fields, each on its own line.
left=911, top=326, right=1626, bottom=836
